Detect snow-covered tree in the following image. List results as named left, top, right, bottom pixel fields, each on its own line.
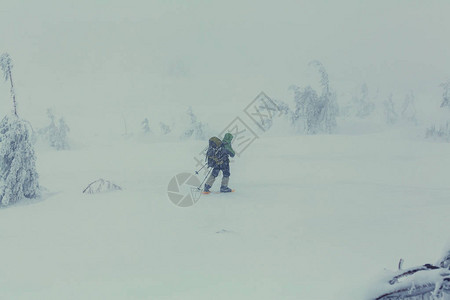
left=290, top=85, right=304, bottom=119
left=353, top=83, right=375, bottom=118
left=439, top=81, right=450, bottom=108
left=141, top=118, right=151, bottom=134
left=269, top=98, right=293, bottom=129
left=383, top=94, right=398, bottom=125
left=427, top=83, right=450, bottom=141
left=182, top=107, right=207, bottom=140
left=311, top=61, right=339, bottom=133
left=301, top=86, right=321, bottom=134
left=159, top=122, right=171, bottom=135
left=426, top=123, right=450, bottom=141
left=58, top=118, right=70, bottom=144
left=400, top=92, right=417, bottom=124
left=272, top=98, right=291, bottom=117
left=39, top=109, right=70, bottom=150
left=290, top=61, right=338, bottom=134
left=0, top=115, right=40, bottom=206
left=0, top=53, right=39, bottom=206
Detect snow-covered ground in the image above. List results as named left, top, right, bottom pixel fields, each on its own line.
left=1, top=124, right=449, bottom=300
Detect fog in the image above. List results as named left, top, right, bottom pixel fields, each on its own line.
left=1, top=3, right=450, bottom=298
left=0, top=1, right=449, bottom=127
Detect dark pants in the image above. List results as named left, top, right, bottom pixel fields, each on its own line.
left=211, top=161, right=230, bottom=177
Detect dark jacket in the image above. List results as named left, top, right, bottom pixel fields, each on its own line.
left=207, top=133, right=235, bottom=167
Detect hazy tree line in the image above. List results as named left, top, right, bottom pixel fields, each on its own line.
left=146, top=60, right=445, bottom=139
left=0, top=53, right=448, bottom=206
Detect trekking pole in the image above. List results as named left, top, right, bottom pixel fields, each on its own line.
left=197, top=167, right=212, bottom=190
left=195, top=162, right=208, bottom=175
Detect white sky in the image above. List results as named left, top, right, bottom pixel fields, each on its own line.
left=0, top=0, right=449, bottom=122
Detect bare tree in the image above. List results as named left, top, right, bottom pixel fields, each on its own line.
left=141, top=118, right=151, bottom=134
left=0, top=53, right=17, bottom=116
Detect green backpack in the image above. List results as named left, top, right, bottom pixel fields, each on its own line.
left=206, top=137, right=223, bottom=167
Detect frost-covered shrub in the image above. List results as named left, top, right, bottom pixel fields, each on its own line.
left=0, top=115, right=40, bottom=206
left=39, top=109, right=70, bottom=150
left=372, top=250, right=450, bottom=300
left=82, top=179, right=122, bottom=194
left=290, top=61, right=338, bottom=134
left=182, top=107, right=207, bottom=140
left=426, top=123, right=450, bottom=141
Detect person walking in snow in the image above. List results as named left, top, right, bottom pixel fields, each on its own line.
left=204, top=133, right=235, bottom=193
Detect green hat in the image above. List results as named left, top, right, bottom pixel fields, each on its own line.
left=223, top=133, right=233, bottom=143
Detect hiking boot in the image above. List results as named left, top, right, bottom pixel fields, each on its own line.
left=204, top=184, right=211, bottom=193
left=220, top=186, right=232, bottom=193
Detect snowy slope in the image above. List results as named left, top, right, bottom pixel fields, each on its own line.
left=1, top=128, right=449, bottom=300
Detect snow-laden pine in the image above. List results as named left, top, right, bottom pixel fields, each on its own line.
left=141, top=117, right=151, bottom=134
left=290, top=61, right=339, bottom=134
left=0, top=114, right=40, bottom=206
left=38, top=109, right=70, bottom=150
left=182, top=106, right=207, bottom=140
left=383, top=95, right=398, bottom=125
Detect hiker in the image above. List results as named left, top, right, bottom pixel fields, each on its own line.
left=204, top=133, right=235, bottom=193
